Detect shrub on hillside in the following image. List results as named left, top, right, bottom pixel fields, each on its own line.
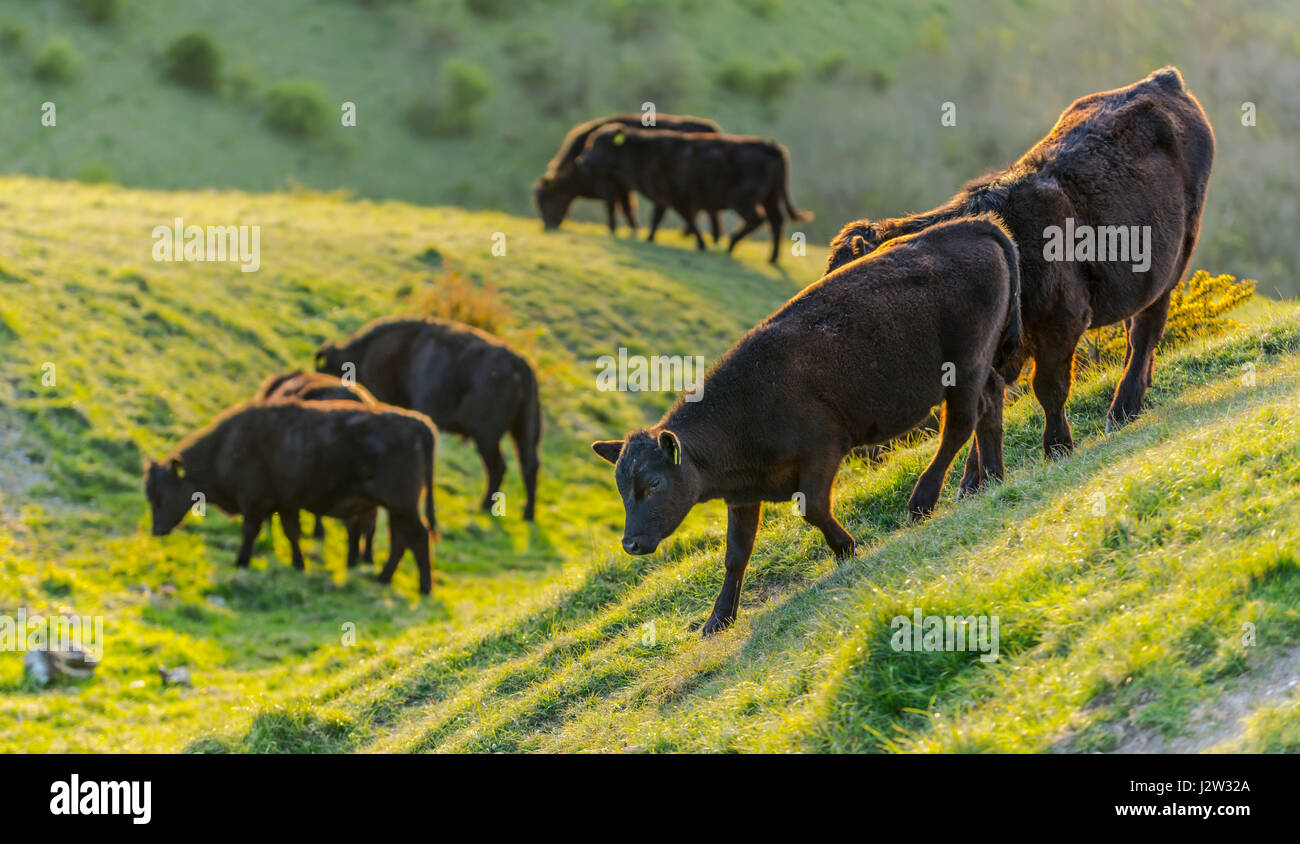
left=410, top=266, right=510, bottom=335
left=717, top=55, right=799, bottom=105
left=0, top=21, right=26, bottom=51
left=1075, top=271, right=1256, bottom=371
left=408, top=59, right=493, bottom=137
left=602, top=0, right=660, bottom=40
left=73, top=0, right=128, bottom=24
left=163, top=32, right=222, bottom=92
left=263, top=78, right=332, bottom=138
left=465, top=0, right=512, bottom=19
left=33, top=37, right=81, bottom=84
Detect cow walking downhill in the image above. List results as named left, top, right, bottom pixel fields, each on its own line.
left=593, top=216, right=1021, bottom=633
left=826, top=67, right=1214, bottom=489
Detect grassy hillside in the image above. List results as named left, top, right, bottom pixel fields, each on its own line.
left=2, top=175, right=1299, bottom=753
left=0, top=0, right=1298, bottom=293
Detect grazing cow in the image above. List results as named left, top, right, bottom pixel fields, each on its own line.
left=254, top=370, right=379, bottom=567
left=315, top=317, right=542, bottom=520
left=593, top=216, right=1021, bottom=633
left=826, top=67, right=1214, bottom=489
left=534, top=113, right=723, bottom=239
left=145, top=401, right=438, bottom=594
left=576, top=125, right=812, bottom=264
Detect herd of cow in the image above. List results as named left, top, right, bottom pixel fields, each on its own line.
left=146, top=67, right=1213, bottom=635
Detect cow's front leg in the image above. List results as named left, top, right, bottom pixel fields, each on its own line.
left=797, top=455, right=855, bottom=559
left=702, top=502, right=762, bottom=636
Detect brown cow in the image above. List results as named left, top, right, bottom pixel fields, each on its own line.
left=534, top=113, right=723, bottom=239
left=315, top=316, right=542, bottom=521
left=826, top=67, right=1214, bottom=491
left=145, top=401, right=438, bottom=594
left=254, top=370, right=379, bottom=567
left=575, top=125, right=812, bottom=263
left=593, top=216, right=1021, bottom=634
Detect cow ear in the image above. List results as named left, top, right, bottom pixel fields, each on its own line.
left=592, top=440, right=624, bottom=465
left=658, top=430, right=682, bottom=466
left=850, top=234, right=869, bottom=257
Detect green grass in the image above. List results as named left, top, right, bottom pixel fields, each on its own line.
left=0, top=0, right=1296, bottom=292
left=2, top=174, right=1299, bottom=753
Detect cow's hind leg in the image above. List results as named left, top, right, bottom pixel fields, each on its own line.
left=375, top=513, right=408, bottom=587
left=908, top=389, right=980, bottom=520
left=646, top=205, right=667, bottom=243
left=762, top=197, right=784, bottom=264
left=958, top=372, right=1007, bottom=496
left=702, top=502, right=762, bottom=636
left=475, top=434, right=508, bottom=514
left=510, top=420, right=540, bottom=523
left=797, top=452, right=855, bottom=559
left=345, top=519, right=361, bottom=568
left=677, top=205, right=707, bottom=250
left=726, top=208, right=763, bottom=255
left=362, top=510, right=376, bottom=564
left=380, top=511, right=432, bottom=595
left=619, top=190, right=638, bottom=234
left=708, top=211, right=722, bottom=244
left=237, top=512, right=267, bottom=569
left=279, top=509, right=306, bottom=571
left=311, top=513, right=325, bottom=540
left=1108, top=291, right=1172, bottom=431
left=1032, top=337, right=1082, bottom=459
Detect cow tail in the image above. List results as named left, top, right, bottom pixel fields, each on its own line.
left=422, top=421, right=438, bottom=540
left=516, top=361, right=543, bottom=452
left=778, top=145, right=812, bottom=222
left=987, top=217, right=1023, bottom=381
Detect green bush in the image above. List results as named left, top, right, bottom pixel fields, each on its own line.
left=33, top=37, right=81, bottom=84
left=446, top=58, right=493, bottom=111
left=465, top=0, right=511, bottom=19
left=0, top=21, right=26, bottom=51
left=76, top=162, right=115, bottom=184
left=602, top=0, right=660, bottom=40
left=717, top=56, right=798, bottom=105
left=409, top=59, right=493, bottom=137
left=163, top=32, right=222, bottom=92
left=74, top=0, right=129, bottom=24
left=264, top=78, right=332, bottom=138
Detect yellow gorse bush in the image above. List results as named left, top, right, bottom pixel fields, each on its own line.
left=1076, top=270, right=1256, bottom=371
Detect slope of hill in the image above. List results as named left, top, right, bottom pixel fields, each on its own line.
left=1, top=176, right=1298, bottom=753
left=0, top=0, right=1297, bottom=293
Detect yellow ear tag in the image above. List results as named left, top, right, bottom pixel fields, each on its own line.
left=613, top=133, right=626, bottom=146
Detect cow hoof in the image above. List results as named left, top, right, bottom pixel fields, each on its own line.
left=832, top=540, right=856, bottom=561
left=374, top=574, right=392, bottom=585
left=701, top=614, right=733, bottom=636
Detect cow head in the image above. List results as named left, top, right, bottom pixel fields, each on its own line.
left=825, top=220, right=884, bottom=274
left=592, top=428, right=700, bottom=555
left=534, top=171, right=577, bottom=231
left=314, top=341, right=346, bottom=377
left=144, top=458, right=198, bottom=536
